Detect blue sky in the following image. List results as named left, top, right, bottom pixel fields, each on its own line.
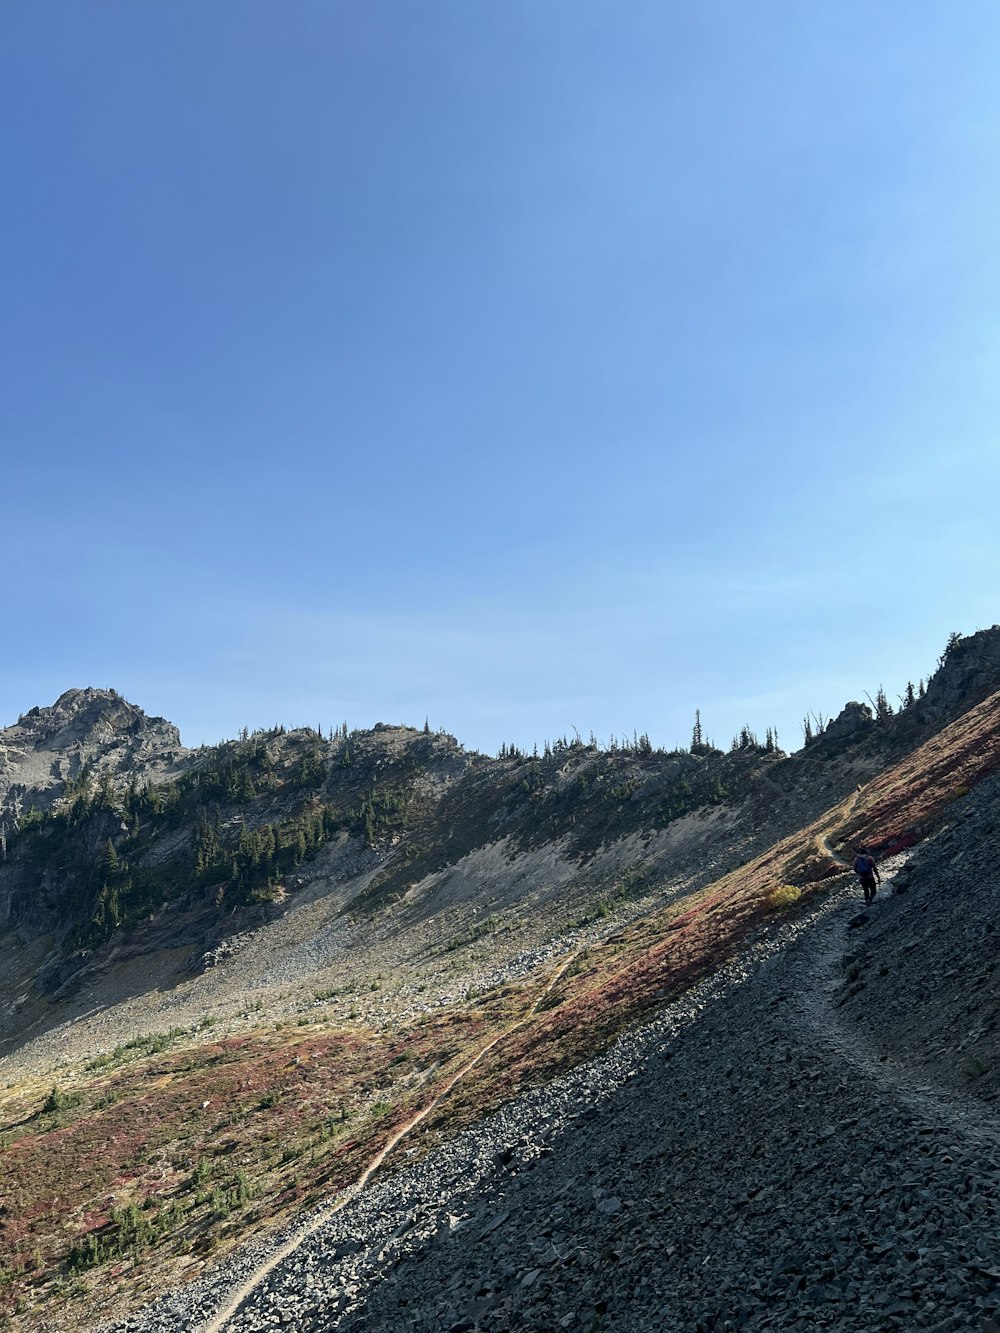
left=2, top=2, right=998, bottom=754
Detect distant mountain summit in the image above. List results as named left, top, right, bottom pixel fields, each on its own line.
left=0, top=687, right=186, bottom=820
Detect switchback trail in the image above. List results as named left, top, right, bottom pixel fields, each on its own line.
left=198, top=947, right=581, bottom=1333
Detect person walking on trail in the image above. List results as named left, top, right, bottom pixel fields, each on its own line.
left=854, top=848, right=881, bottom=905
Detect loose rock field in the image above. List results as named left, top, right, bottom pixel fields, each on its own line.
left=104, top=789, right=1000, bottom=1333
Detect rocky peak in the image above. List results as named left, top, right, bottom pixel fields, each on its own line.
left=15, top=687, right=180, bottom=752
left=0, top=688, right=186, bottom=819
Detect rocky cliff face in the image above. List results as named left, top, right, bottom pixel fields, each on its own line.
left=0, top=687, right=187, bottom=822
left=919, top=624, right=1000, bottom=722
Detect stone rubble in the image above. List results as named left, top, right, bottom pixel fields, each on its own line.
left=102, top=787, right=1000, bottom=1333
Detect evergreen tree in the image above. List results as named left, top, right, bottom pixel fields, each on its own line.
left=939, top=631, right=962, bottom=667
left=691, top=709, right=703, bottom=751
left=802, top=716, right=813, bottom=744
left=100, top=838, right=119, bottom=882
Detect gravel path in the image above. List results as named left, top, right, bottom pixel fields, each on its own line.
left=103, top=836, right=1000, bottom=1333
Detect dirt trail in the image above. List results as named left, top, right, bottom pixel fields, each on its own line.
left=815, top=785, right=864, bottom=866
left=198, top=947, right=581, bottom=1333
left=800, top=870, right=1000, bottom=1163
left=803, top=771, right=999, bottom=1146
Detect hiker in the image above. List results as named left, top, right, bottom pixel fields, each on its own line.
left=853, top=848, right=881, bottom=905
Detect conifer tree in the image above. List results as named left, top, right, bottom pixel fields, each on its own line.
left=939, top=631, right=961, bottom=667
left=101, top=838, right=119, bottom=881
left=691, top=709, right=703, bottom=751
left=874, top=685, right=893, bottom=721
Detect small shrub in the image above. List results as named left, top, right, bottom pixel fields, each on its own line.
left=767, top=884, right=802, bottom=912
left=42, top=1085, right=79, bottom=1114
left=187, top=1156, right=213, bottom=1191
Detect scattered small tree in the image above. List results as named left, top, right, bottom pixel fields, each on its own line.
left=873, top=685, right=893, bottom=721
left=938, top=630, right=962, bottom=667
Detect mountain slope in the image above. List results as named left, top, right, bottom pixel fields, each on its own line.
left=0, top=628, right=998, bottom=1331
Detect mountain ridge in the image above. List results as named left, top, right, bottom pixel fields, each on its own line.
left=0, top=627, right=999, bottom=1331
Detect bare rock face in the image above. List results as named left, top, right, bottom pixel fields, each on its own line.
left=0, top=687, right=187, bottom=820
left=818, top=699, right=873, bottom=744
left=920, top=625, right=1000, bottom=723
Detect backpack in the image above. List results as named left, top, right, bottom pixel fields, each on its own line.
left=854, top=854, right=870, bottom=875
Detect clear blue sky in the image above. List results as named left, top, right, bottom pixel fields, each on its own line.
left=2, top=2, right=997, bottom=754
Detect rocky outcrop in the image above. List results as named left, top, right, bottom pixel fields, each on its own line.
left=817, top=699, right=873, bottom=744
left=0, top=687, right=187, bottom=819
left=920, top=624, right=1000, bottom=723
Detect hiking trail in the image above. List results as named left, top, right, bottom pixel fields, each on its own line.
left=198, top=947, right=581, bottom=1333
